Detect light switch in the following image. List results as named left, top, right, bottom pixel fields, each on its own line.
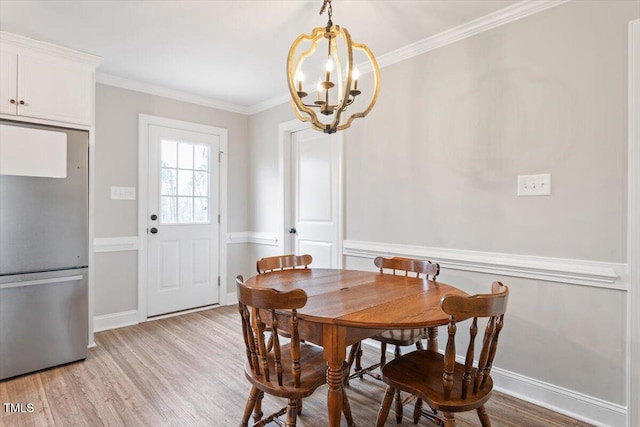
left=517, top=174, right=551, bottom=196
left=110, top=186, right=136, bottom=200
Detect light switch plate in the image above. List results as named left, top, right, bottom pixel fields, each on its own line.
left=517, top=174, right=551, bottom=196
left=110, top=186, right=136, bottom=200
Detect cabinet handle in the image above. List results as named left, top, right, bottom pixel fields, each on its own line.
left=19, top=100, right=25, bottom=105
left=10, top=99, right=16, bottom=104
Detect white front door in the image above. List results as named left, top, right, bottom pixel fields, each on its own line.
left=290, top=128, right=342, bottom=268
left=146, top=124, right=220, bottom=316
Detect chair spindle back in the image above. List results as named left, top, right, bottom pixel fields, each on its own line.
left=236, top=275, right=308, bottom=387
left=440, top=281, right=509, bottom=400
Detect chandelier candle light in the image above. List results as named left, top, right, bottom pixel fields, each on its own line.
left=287, top=0, right=380, bottom=134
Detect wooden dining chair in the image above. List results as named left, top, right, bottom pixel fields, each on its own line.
left=236, top=275, right=355, bottom=427
left=256, top=254, right=312, bottom=274
left=375, top=282, right=509, bottom=427
left=347, top=256, right=440, bottom=423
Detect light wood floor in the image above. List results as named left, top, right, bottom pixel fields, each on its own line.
left=1, top=305, right=592, bottom=427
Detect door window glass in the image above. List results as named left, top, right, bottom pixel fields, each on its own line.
left=160, top=140, right=210, bottom=224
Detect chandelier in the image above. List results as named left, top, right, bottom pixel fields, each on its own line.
left=286, top=0, right=380, bottom=134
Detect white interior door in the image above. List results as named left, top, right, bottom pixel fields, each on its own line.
left=147, top=124, right=220, bottom=316
left=290, top=128, right=342, bottom=268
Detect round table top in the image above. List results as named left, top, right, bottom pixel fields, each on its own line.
left=243, top=268, right=468, bottom=329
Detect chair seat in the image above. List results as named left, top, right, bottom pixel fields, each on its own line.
left=381, top=350, right=493, bottom=413
left=371, top=328, right=427, bottom=346
left=245, top=342, right=327, bottom=399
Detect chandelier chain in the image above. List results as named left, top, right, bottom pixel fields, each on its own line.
left=320, top=0, right=332, bottom=21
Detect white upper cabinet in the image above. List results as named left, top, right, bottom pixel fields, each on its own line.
left=0, top=32, right=101, bottom=126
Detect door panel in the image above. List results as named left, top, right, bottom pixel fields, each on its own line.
left=291, top=128, right=342, bottom=269
left=147, top=125, right=219, bottom=316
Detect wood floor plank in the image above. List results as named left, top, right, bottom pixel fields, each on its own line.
left=0, top=305, right=593, bottom=427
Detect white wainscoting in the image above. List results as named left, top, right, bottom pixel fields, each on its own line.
left=344, top=241, right=628, bottom=426
left=343, top=240, right=626, bottom=291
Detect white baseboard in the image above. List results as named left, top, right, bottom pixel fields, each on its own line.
left=93, top=310, right=139, bottom=332
left=358, top=340, right=625, bottom=426
left=223, top=291, right=238, bottom=306
left=491, top=366, right=626, bottom=427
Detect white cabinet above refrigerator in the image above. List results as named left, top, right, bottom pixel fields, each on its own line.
left=0, top=31, right=102, bottom=126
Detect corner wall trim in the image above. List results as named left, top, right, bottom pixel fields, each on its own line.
left=93, top=310, right=139, bottom=333
left=343, top=240, right=625, bottom=290
left=226, top=232, right=279, bottom=246
left=94, top=236, right=139, bottom=253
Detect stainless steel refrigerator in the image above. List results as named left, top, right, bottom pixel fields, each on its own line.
left=0, top=120, right=88, bottom=380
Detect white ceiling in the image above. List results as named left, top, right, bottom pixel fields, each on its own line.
left=0, top=0, right=519, bottom=112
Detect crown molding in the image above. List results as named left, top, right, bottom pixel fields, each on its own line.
left=96, top=73, right=251, bottom=115
left=0, top=30, right=102, bottom=67
left=373, top=0, right=570, bottom=71
left=95, top=1, right=570, bottom=116
left=250, top=0, right=570, bottom=114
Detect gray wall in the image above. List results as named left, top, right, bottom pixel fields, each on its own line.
left=94, top=83, right=251, bottom=316
left=89, top=0, right=637, bottom=414
left=246, top=0, right=637, bottom=408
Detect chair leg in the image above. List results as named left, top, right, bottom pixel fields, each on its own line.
left=415, top=340, right=424, bottom=350
left=286, top=399, right=298, bottom=427
left=253, top=391, right=264, bottom=422
left=380, top=342, right=388, bottom=366
left=477, top=405, right=492, bottom=427
left=394, top=346, right=403, bottom=424
left=346, top=342, right=361, bottom=384
left=240, top=386, right=259, bottom=427
left=412, top=398, right=423, bottom=424
left=342, top=386, right=356, bottom=427
left=443, top=412, right=456, bottom=427
left=376, top=386, right=395, bottom=427
left=297, top=398, right=303, bottom=415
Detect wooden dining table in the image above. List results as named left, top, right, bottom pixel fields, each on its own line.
left=243, top=267, right=468, bottom=427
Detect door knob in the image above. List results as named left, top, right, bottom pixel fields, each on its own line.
left=150, top=227, right=158, bottom=234
left=288, top=227, right=297, bottom=234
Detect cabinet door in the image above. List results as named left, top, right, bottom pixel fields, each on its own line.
left=0, top=50, right=18, bottom=115
left=17, top=52, right=93, bottom=125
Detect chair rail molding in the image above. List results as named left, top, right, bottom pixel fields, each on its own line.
left=94, top=236, right=139, bottom=253
left=226, top=231, right=279, bottom=246
left=343, top=240, right=625, bottom=290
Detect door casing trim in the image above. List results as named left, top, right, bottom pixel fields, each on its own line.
left=278, top=119, right=344, bottom=267
left=137, top=114, right=228, bottom=321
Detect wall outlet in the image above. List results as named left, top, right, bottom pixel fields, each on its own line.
left=517, top=174, right=551, bottom=196
left=110, top=186, right=136, bottom=200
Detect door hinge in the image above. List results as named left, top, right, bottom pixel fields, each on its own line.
left=217, top=214, right=221, bottom=224
left=217, top=276, right=221, bottom=287
left=218, top=151, right=223, bottom=162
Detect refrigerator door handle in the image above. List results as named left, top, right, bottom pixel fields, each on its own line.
left=0, top=275, right=83, bottom=290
